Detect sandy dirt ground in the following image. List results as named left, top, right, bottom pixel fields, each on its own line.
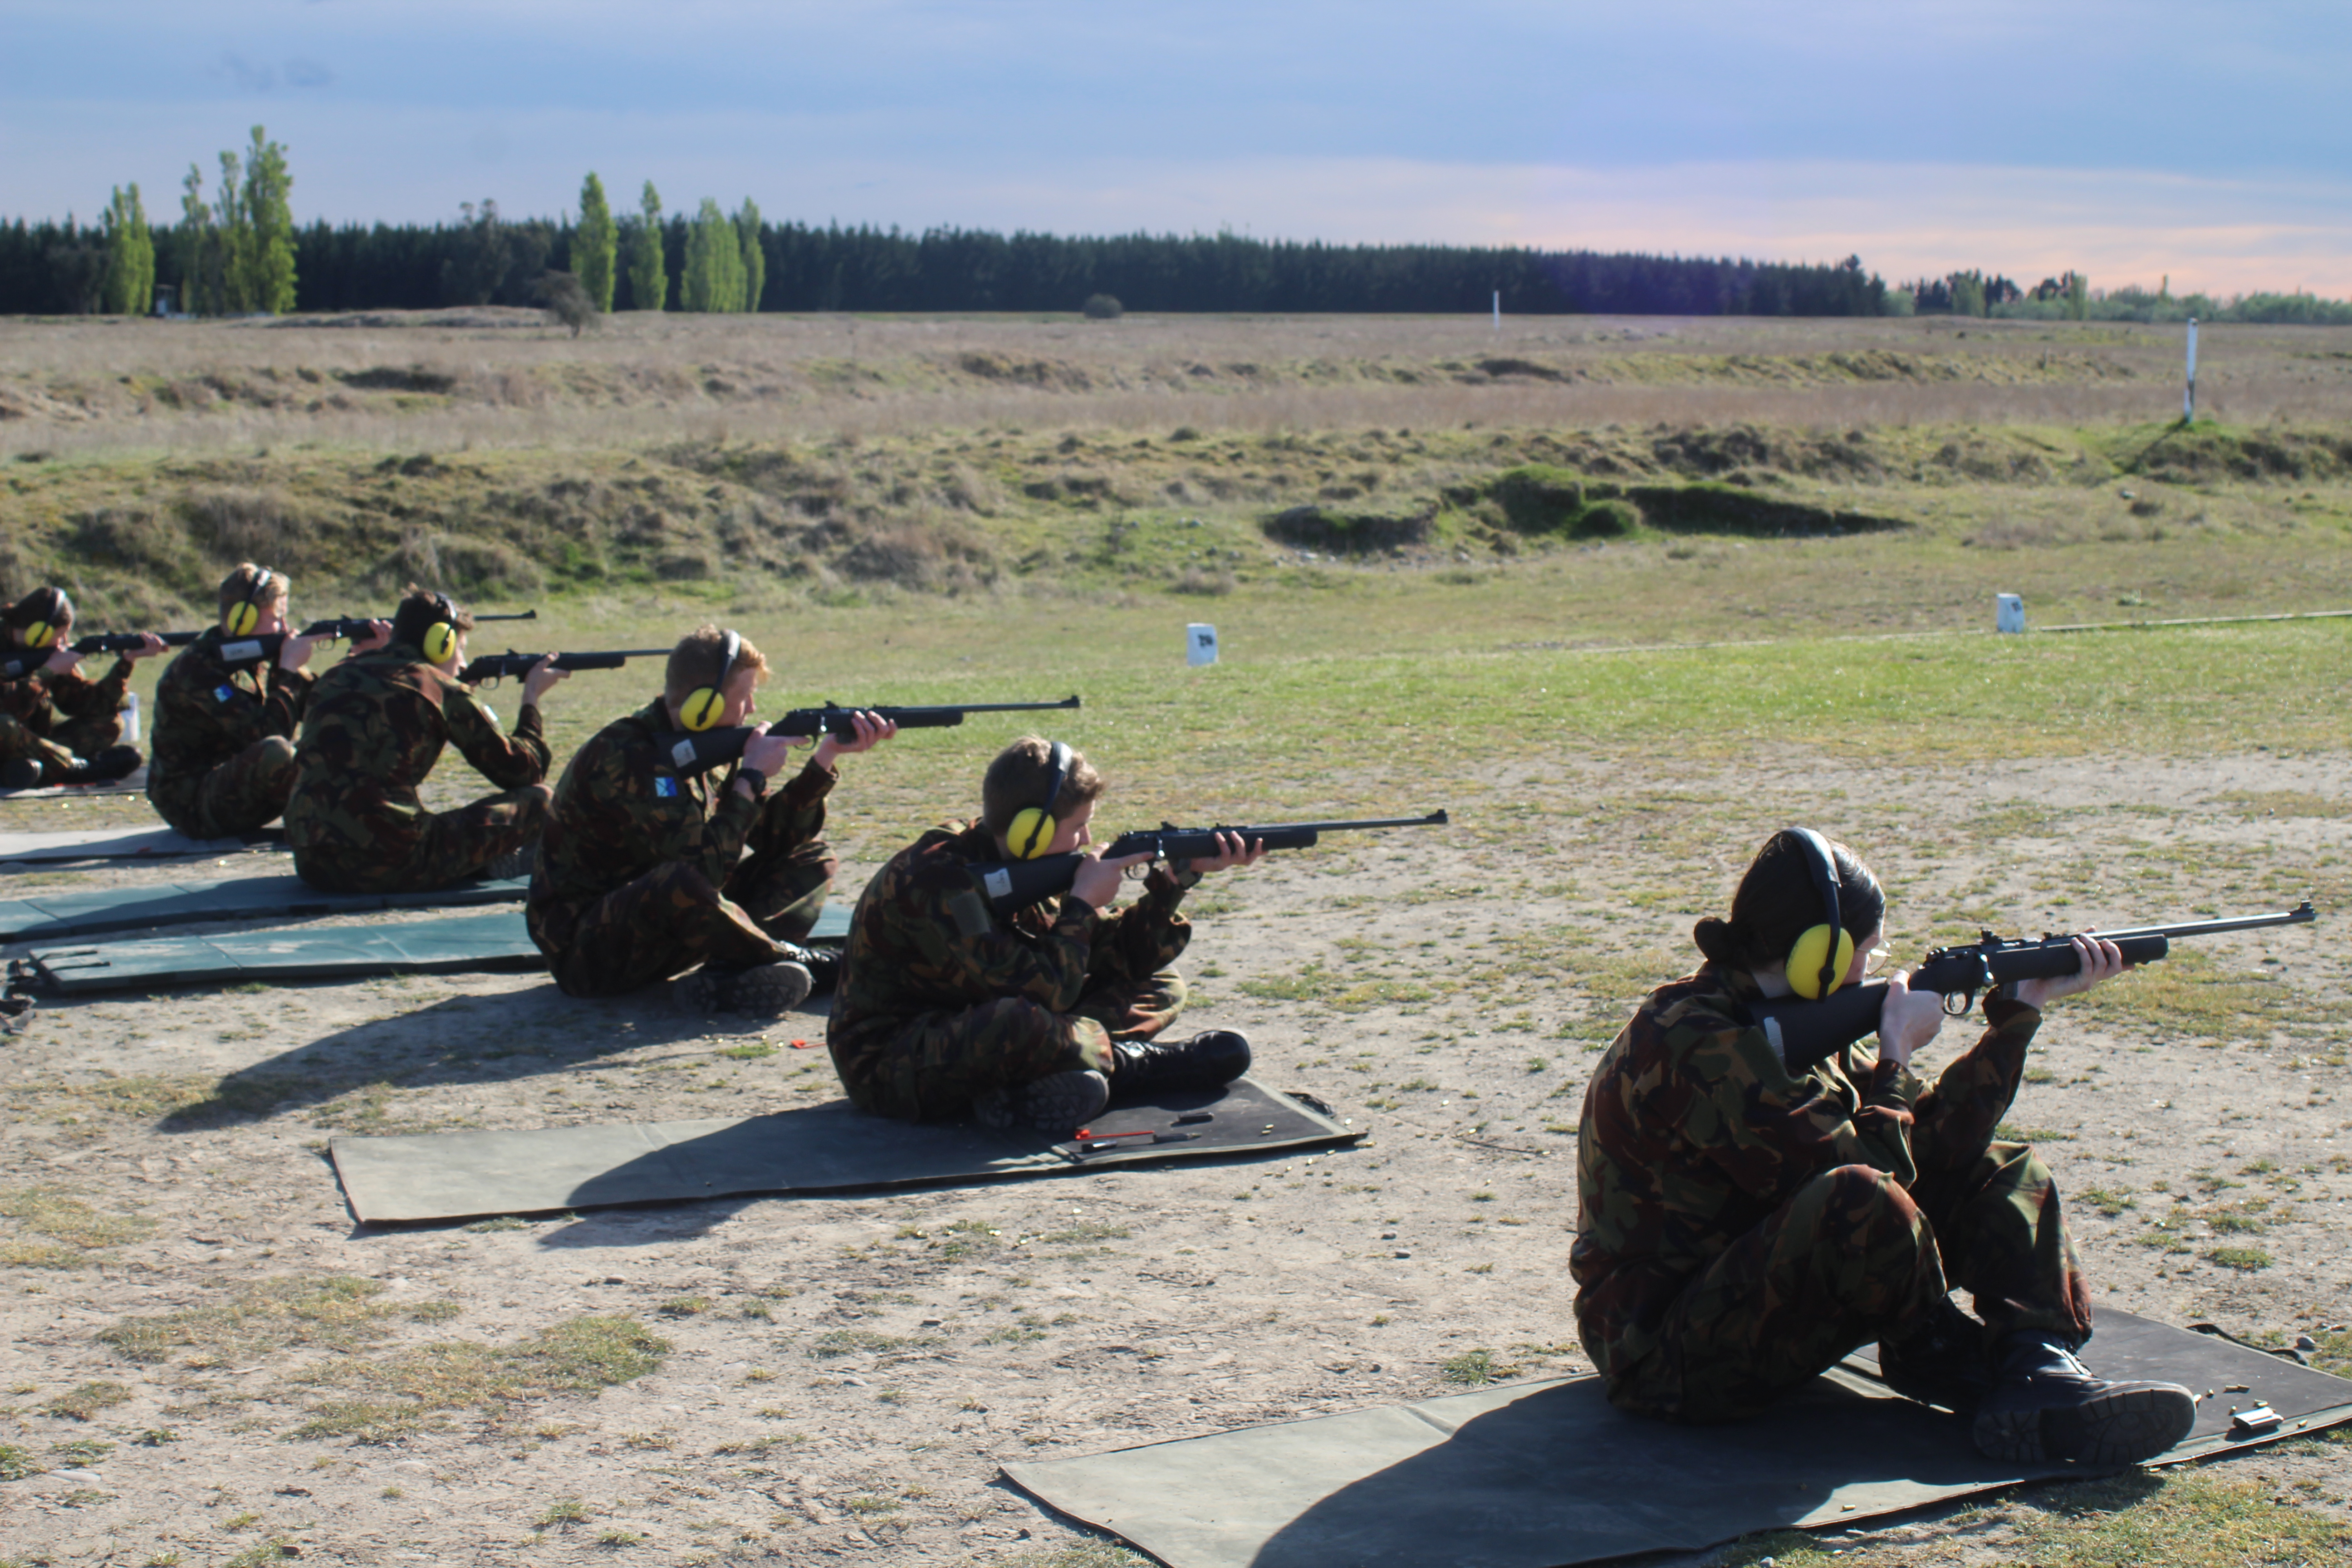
left=0, top=748, right=2346, bottom=1565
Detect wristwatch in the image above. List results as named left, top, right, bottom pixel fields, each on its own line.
left=736, top=766, right=768, bottom=797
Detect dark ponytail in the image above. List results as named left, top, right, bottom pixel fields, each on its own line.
left=1695, top=829, right=1886, bottom=971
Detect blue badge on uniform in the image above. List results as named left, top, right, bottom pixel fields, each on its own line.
left=213, top=685, right=236, bottom=703
left=653, top=776, right=680, bottom=799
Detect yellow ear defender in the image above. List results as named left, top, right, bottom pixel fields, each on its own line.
left=1784, top=827, right=1854, bottom=1000
left=678, top=629, right=740, bottom=733
left=16, top=587, right=71, bottom=652
left=224, top=567, right=274, bottom=638
left=1005, top=740, right=1072, bottom=860
left=420, top=593, right=460, bottom=666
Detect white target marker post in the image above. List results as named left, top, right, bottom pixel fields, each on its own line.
left=1186, top=623, right=1220, bottom=666
left=1996, top=594, right=2025, bottom=634
left=2184, top=317, right=2199, bottom=422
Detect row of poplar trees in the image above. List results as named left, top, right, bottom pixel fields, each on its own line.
left=572, top=174, right=763, bottom=313
left=90, top=126, right=298, bottom=316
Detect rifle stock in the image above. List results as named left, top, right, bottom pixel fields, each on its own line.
left=0, top=630, right=201, bottom=680
left=458, top=648, right=667, bottom=685
left=1753, top=902, right=2317, bottom=1072
left=657, top=695, right=1083, bottom=776
left=970, top=811, right=1450, bottom=917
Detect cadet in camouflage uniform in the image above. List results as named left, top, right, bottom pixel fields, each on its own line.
left=827, top=736, right=1260, bottom=1132
left=146, top=564, right=390, bottom=838
left=528, top=624, right=897, bottom=1014
left=0, top=586, right=162, bottom=788
left=284, top=588, right=559, bottom=893
left=1574, top=827, right=2195, bottom=1466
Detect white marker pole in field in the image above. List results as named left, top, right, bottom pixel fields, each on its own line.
left=2184, top=317, right=2199, bottom=422
left=1492, top=290, right=1501, bottom=333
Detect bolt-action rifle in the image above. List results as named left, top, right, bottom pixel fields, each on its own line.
left=968, top=810, right=1451, bottom=917
left=459, top=648, right=668, bottom=686
left=0, top=631, right=201, bottom=681
left=1752, top=902, right=2318, bottom=1072
left=212, top=609, right=537, bottom=667
left=656, top=695, right=1083, bottom=777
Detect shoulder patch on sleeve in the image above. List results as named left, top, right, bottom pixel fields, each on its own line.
left=653, top=775, right=680, bottom=799
left=479, top=701, right=498, bottom=728
left=213, top=684, right=237, bottom=703
left=946, top=888, right=993, bottom=941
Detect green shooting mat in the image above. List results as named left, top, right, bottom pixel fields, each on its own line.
left=22, top=902, right=851, bottom=996
left=24, top=908, right=544, bottom=993
left=1003, top=1310, right=2352, bottom=1568
left=328, top=1076, right=1357, bottom=1223
left=0, top=872, right=528, bottom=942
left=0, top=825, right=285, bottom=865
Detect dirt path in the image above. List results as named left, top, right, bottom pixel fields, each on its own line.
left=0, top=750, right=2346, bottom=1564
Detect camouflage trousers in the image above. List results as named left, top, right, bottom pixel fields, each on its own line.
left=150, top=737, right=296, bottom=838
left=832, top=969, right=1187, bottom=1122
left=0, top=711, right=127, bottom=784
left=292, top=784, right=550, bottom=895
left=1601, top=1142, right=2092, bottom=1424
left=533, top=829, right=837, bottom=999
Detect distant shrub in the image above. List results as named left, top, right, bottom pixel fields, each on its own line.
left=1573, top=498, right=1641, bottom=538
left=1082, top=293, right=1123, bottom=320
left=1490, top=465, right=1586, bottom=534
left=531, top=270, right=598, bottom=338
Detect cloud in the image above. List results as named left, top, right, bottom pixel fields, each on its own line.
left=212, top=53, right=275, bottom=92
left=284, top=57, right=333, bottom=88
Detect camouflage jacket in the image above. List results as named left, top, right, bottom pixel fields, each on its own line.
left=528, top=697, right=836, bottom=943
left=147, top=630, right=314, bottom=824
left=0, top=654, right=132, bottom=738
left=828, top=818, right=1196, bottom=1063
left=284, top=642, right=549, bottom=860
left=1570, top=960, right=2041, bottom=1378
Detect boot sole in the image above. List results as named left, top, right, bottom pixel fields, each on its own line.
left=1975, top=1384, right=2198, bottom=1466
left=975, top=1070, right=1110, bottom=1133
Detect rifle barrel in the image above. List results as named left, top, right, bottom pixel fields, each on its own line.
left=2073, top=902, right=2316, bottom=944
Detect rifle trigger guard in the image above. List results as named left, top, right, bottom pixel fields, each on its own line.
left=1944, top=991, right=1974, bottom=1017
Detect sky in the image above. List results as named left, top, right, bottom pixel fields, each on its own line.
left=5, top=0, right=2347, bottom=296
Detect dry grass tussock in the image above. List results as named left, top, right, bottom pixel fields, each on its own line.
left=5, top=311, right=2351, bottom=461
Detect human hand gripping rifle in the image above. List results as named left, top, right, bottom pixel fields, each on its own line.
left=969, top=811, right=1451, bottom=918
left=213, top=609, right=538, bottom=666
left=0, top=631, right=201, bottom=681
left=656, top=695, right=1083, bottom=776
left=1751, top=902, right=2318, bottom=1072
left=459, top=648, right=669, bottom=686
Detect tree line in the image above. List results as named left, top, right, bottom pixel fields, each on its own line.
left=2, top=158, right=1899, bottom=318
left=8, top=143, right=2343, bottom=323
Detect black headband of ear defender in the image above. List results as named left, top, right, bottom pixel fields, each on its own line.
left=1040, top=739, right=1070, bottom=815
left=1790, top=827, right=1844, bottom=1000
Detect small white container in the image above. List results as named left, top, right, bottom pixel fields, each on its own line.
left=1186, top=623, right=1220, bottom=666
left=122, top=692, right=142, bottom=745
left=1995, top=594, right=2025, bottom=634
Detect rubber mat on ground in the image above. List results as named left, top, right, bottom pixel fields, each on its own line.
left=328, top=1075, right=1356, bottom=1223
left=22, top=902, right=850, bottom=995
left=0, top=825, right=284, bottom=865
left=0, top=764, right=149, bottom=800
left=1003, top=1310, right=2351, bottom=1568
left=0, top=872, right=528, bottom=941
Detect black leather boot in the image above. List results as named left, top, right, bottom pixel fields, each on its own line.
left=1877, top=1296, right=1994, bottom=1415
left=1107, top=1029, right=1251, bottom=1102
left=1973, top=1333, right=2197, bottom=1464
left=778, top=941, right=842, bottom=995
